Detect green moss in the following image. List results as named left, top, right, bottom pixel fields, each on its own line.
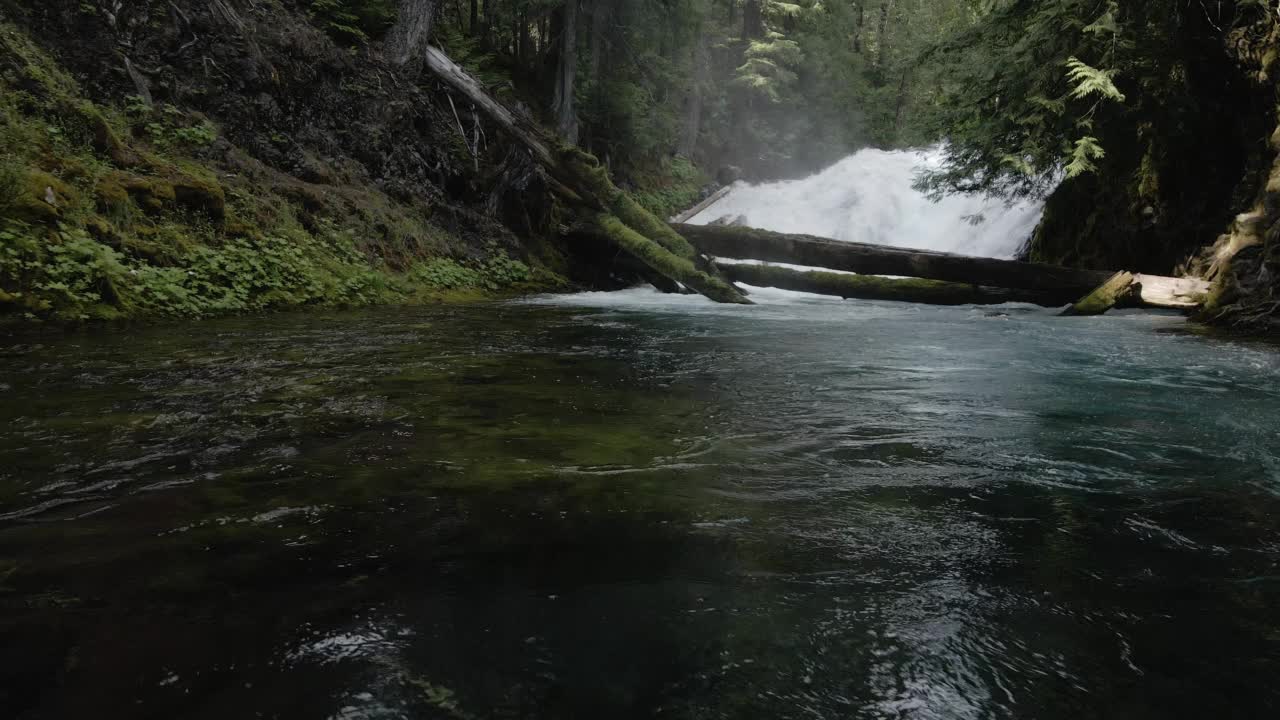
left=170, top=173, right=226, bottom=223
left=93, top=174, right=130, bottom=212
left=9, top=168, right=72, bottom=224
left=595, top=213, right=749, bottom=304
left=1062, top=272, right=1136, bottom=317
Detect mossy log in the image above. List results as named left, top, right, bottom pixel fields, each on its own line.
left=1061, top=271, right=1137, bottom=316
left=676, top=223, right=1110, bottom=302
left=721, top=263, right=1062, bottom=306
left=677, top=223, right=1210, bottom=310
left=420, top=46, right=749, bottom=304
left=594, top=216, right=750, bottom=303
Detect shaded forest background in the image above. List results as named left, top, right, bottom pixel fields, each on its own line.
left=389, top=0, right=976, bottom=183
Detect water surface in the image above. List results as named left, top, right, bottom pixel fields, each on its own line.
left=2, top=290, right=1279, bottom=719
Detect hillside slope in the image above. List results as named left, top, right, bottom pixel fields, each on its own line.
left=0, top=0, right=578, bottom=320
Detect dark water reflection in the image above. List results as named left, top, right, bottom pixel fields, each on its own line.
left=2, top=292, right=1279, bottom=719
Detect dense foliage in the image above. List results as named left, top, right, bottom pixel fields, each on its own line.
left=915, top=0, right=1276, bottom=199
left=414, top=0, right=981, bottom=180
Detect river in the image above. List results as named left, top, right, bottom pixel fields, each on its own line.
left=2, top=294, right=1279, bottom=718
left=3, top=150, right=1280, bottom=718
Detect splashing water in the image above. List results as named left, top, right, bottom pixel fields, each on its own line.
left=688, top=148, right=1044, bottom=259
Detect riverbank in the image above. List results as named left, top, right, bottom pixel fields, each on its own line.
left=0, top=10, right=589, bottom=321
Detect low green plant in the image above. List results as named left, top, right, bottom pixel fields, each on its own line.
left=408, top=252, right=530, bottom=292
left=410, top=258, right=484, bottom=290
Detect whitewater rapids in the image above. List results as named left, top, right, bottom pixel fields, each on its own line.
left=687, top=148, right=1044, bottom=260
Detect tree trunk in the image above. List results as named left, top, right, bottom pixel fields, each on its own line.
left=469, top=0, right=478, bottom=34
left=675, top=224, right=1210, bottom=309
left=876, top=0, right=895, bottom=67
left=552, top=0, right=580, bottom=144
left=743, top=0, right=764, bottom=39
left=679, top=35, right=707, bottom=158
left=588, top=0, right=609, bottom=82
left=519, top=12, right=531, bottom=66
left=1062, top=272, right=1137, bottom=316
left=721, top=264, right=1063, bottom=306
left=389, top=0, right=441, bottom=65
left=853, top=2, right=864, bottom=54
left=893, top=68, right=910, bottom=135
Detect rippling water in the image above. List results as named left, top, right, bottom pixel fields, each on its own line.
left=2, top=293, right=1280, bottom=719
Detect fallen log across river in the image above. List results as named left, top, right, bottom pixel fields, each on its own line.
left=676, top=224, right=1211, bottom=311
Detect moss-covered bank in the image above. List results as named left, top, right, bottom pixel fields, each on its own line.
left=0, top=4, right=581, bottom=321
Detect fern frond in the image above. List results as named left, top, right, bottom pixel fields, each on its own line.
left=1065, top=136, right=1107, bottom=178
left=1066, top=57, right=1126, bottom=102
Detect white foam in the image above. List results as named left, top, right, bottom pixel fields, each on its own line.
left=688, top=148, right=1043, bottom=260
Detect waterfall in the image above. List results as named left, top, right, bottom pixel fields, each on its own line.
left=687, top=148, right=1044, bottom=260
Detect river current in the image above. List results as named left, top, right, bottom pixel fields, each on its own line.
left=2, top=293, right=1279, bottom=718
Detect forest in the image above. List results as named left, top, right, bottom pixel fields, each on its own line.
left=0, top=0, right=1277, bottom=325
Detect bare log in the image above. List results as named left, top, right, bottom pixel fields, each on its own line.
left=671, top=186, right=731, bottom=223
left=721, top=264, right=1063, bottom=306
left=1134, top=274, right=1209, bottom=309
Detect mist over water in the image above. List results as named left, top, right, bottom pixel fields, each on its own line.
left=689, top=148, right=1045, bottom=259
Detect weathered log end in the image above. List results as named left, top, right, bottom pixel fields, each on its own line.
left=1134, top=274, right=1210, bottom=310
left=1062, top=271, right=1137, bottom=316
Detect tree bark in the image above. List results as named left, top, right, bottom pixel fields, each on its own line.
left=853, top=2, right=865, bottom=54
left=679, top=35, right=707, bottom=158
left=743, top=0, right=764, bottom=39
left=675, top=224, right=1210, bottom=310
left=1062, top=272, right=1137, bottom=316
left=588, top=0, right=609, bottom=82
left=677, top=223, right=1110, bottom=300
left=721, top=264, right=1063, bottom=306
left=389, top=0, right=441, bottom=65
left=876, top=0, right=895, bottom=68
left=893, top=68, right=910, bottom=135
left=552, top=0, right=580, bottom=144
